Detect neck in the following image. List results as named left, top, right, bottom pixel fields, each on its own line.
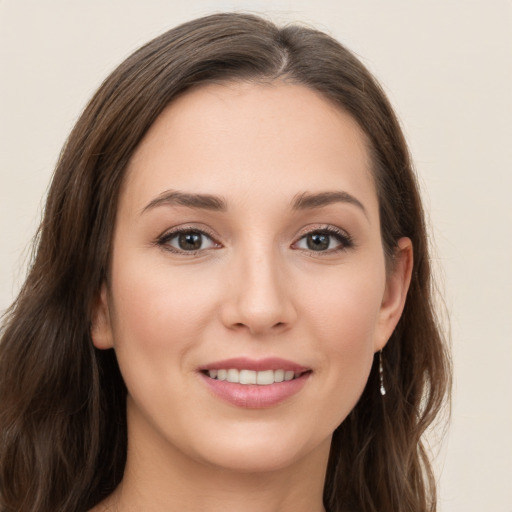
left=98, top=407, right=330, bottom=512
left=114, top=463, right=327, bottom=512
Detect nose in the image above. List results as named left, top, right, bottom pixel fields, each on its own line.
left=219, top=246, right=297, bottom=336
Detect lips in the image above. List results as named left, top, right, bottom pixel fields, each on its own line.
left=199, top=357, right=311, bottom=408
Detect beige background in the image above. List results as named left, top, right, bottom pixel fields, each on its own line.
left=1, top=1, right=511, bottom=510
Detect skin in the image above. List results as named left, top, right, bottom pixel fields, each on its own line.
left=91, top=81, right=412, bottom=512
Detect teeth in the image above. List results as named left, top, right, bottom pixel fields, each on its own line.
left=284, top=370, right=294, bottom=381
left=207, top=369, right=302, bottom=385
left=226, top=369, right=239, bottom=383
left=256, top=369, right=274, bottom=385
left=239, top=369, right=256, bottom=384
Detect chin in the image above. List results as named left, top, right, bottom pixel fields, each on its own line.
left=186, top=425, right=333, bottom=475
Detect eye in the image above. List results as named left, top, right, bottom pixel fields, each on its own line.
left=158, top=228, right=219, bottom=254
left=294, top=228, right=353, bottom=253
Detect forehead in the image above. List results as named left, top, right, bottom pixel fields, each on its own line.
left=122, top=81, right=378, bottom=216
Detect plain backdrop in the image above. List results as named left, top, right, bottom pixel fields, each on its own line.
left=1, top=1, right=511, bottom=511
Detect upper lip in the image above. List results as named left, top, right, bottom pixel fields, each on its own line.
left=199, top=357, right=309, bottom=373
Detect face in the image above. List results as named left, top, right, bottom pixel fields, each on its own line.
left=92, top=82, right=411, bottom=475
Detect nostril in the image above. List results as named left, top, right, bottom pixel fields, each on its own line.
left=229, top=321, right=286, bottom=333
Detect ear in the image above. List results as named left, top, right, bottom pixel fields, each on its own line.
left=90, top=283, right=114, bottom=349
left=374, top=237, right=413, bottom=351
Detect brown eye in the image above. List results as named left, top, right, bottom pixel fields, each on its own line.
left=159, top=229, right=218, bottom=253
left=306, top=233, right=330, bottom=251
left=294, top=228, right=353, bottom=253
left=178, top=232, right=203, bottom=251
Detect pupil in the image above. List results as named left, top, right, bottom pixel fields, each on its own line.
left=307, top=233, right=329, bottom=251
left=178, top=232, right=202, bottom=250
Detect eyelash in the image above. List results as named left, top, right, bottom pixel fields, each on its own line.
left=156, top=226, right=220, bottom=255
left=293, top=226, right=354, bottom=255
left=155, top=225, right=354, bottom=255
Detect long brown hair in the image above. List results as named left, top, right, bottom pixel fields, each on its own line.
left=0, top=12, right=450, bottom=512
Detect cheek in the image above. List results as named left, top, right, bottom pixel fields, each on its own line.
left=300, top=263, right=385, bottom=345
left=109, top=254, right=221, bottom=348
left=296, top=263, right=385, bottom=407
left=106, top=256, right=223, bottom=421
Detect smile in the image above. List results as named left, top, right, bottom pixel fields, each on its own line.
left=199, top=357, right=311, bottom=408
left=205, top=369, right=302, bottom=385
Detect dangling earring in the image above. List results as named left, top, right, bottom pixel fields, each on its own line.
left=379, top=350, right=386, bottom=396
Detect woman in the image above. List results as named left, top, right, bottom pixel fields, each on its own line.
left=0, top=12, right=450, bottom=512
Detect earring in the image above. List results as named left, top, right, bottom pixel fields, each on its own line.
left=379, top=350, right=386, bottom=396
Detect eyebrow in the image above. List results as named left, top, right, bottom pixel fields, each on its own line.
left=141, top=190, right=227, bottom=214
left=141, top=189, right=367, bottom=217
left=292, top=191, right=368, bottom=217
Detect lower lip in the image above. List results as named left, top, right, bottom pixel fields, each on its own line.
left=200, top=372, right=311, bottom=409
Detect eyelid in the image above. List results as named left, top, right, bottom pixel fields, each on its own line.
left=155, top=224, right=222, bottom=254
left=292, top=224, right=354, bottom=253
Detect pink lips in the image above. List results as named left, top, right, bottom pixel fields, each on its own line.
left=199, top=357, right=311, bottom=409
left=200, top=357, right=308, bottom=373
